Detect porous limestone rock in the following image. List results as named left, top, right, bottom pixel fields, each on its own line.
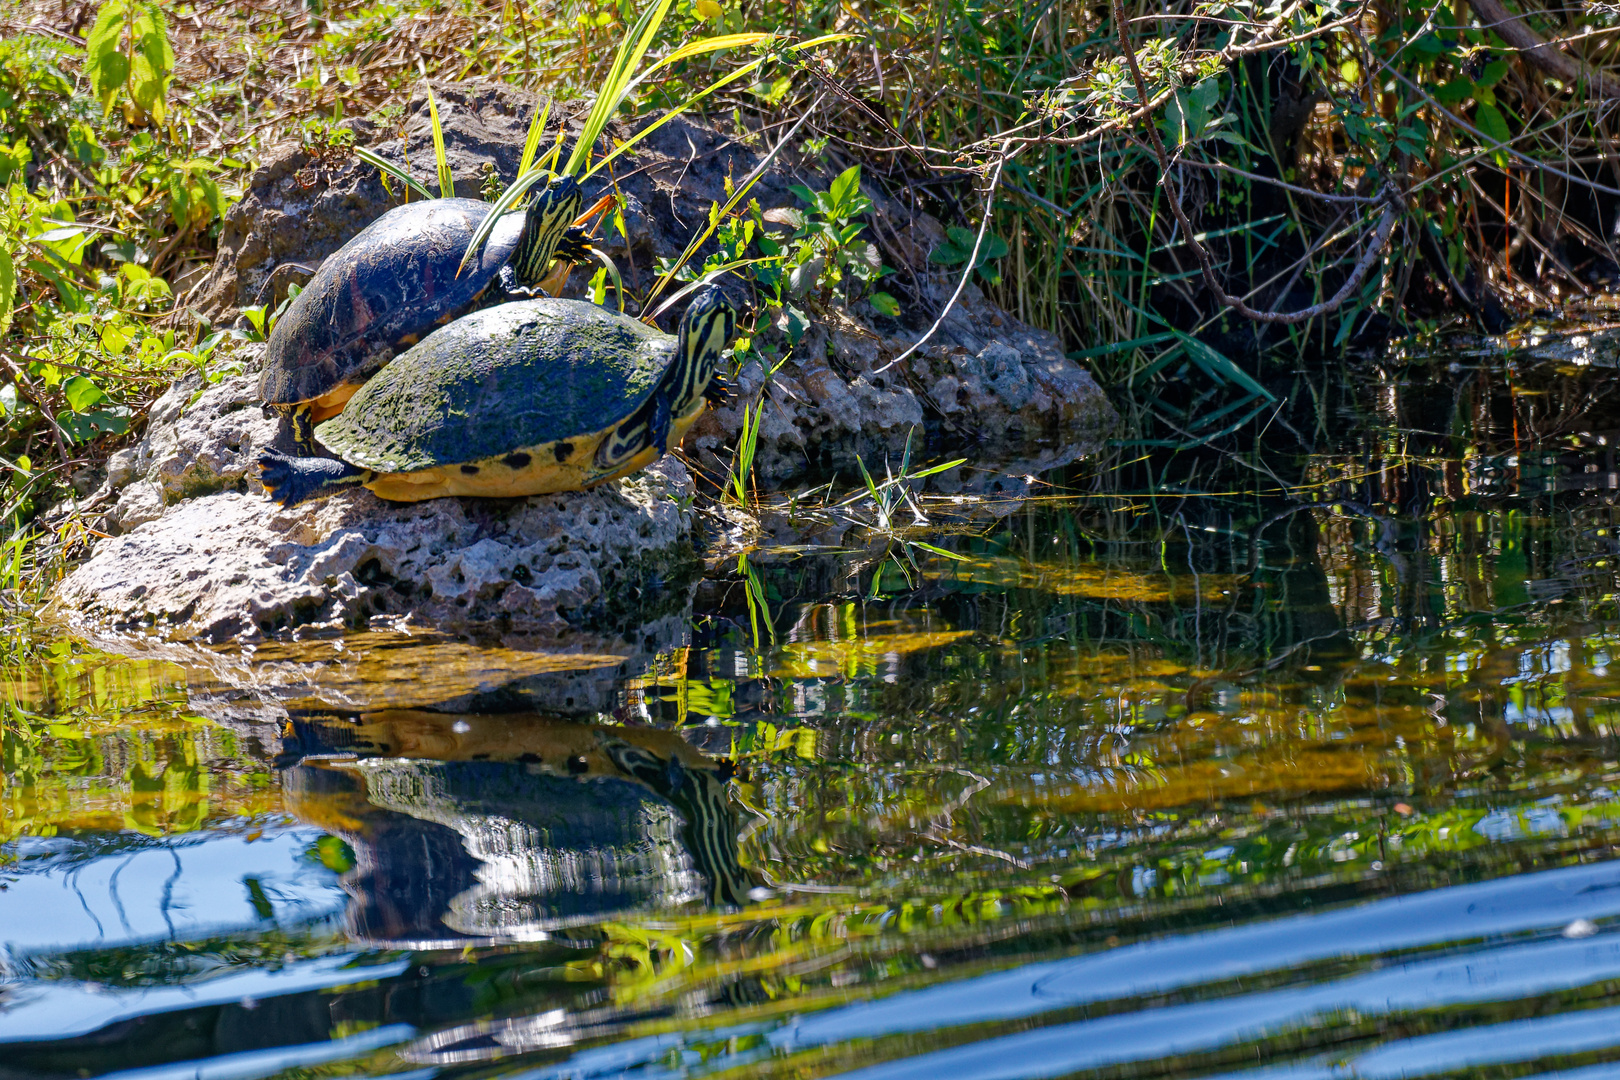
left=51, top=456, right=696, bottom=644
left=91, top=362, right=279, bottom=534
left=688, top=289, right=1115, bottom=485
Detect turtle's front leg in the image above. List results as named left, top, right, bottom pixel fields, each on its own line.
left=258, top=451, right=374, bottom=507
left=495, top=264, right=534, bottom=301
left=650, top=392, right=673, bottom=455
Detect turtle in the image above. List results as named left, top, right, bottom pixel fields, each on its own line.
left=256, top=286, right=738, bottom=507
left=283, top=711, right=755, bottom=909
left=258, top=174, right=613, bottom=457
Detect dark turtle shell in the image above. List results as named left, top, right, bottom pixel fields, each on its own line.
left=317, top=299, right=673, bottom=473
left=259, top=198, right=526, bottom=407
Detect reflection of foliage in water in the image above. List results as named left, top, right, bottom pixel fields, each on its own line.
left=0, top=642, right=280, bottom=845
left=623, top=493, right=1620, bottom=905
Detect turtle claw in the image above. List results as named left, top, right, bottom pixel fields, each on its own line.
left=258, top=450, right=309, bottom=507
left=703, top=378, right=733, bottom=408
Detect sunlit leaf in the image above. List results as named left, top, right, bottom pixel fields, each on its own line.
left=0, top=248, right=12, bottom=340
left=63, top=375, right=109, bottom=413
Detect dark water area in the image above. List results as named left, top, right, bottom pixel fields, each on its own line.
left=9, top=327, right=1620, bottom=1078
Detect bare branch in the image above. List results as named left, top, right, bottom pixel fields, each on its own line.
left=1466, top=0, right=1620, bottom=97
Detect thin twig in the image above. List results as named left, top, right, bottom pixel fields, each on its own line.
left=874, top=138, right=1014, bottom=373
left=1176, top=159, right=1385, bottom=204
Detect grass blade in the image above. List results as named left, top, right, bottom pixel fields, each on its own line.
left=454, top=165, right=549, bottom=276
left=425, top=84, right=455, bottom=199
left=727, top=399, right=761, bottom=506
left=906, top=457, right=968, bottom=481
left=909, top=540, right=969, bottom=562
left=517, top=98, right=552, bottom=178
left=855, top=454, right=888, bottom=530
left=1173, top=331, right=1276, bottom=402
left=626, top=32, right=776, bottom=88
left=563, top=0, right=679, bottom=178
left=585, top=36, right=853, bottom=184
left=355, top=147, right=434, bottom=200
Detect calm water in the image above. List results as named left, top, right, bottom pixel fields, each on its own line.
left=8, top=335, right=1620, bottom=1078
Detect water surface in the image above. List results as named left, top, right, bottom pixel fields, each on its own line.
left=6, top=333, right=1620, bottom=1078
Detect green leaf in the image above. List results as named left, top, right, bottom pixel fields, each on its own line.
left=909, top=540, right=969, bottom=562
left=1434, top=77, right=1474, bottom=107
left=828, top=164, right=861, bottom=216
left=0, top=248, right=12, bottom=341
left=930, top=228, right=972, bottom=266
left=930, top=226, right=1009, bottom=269
left=849, top=240, right=882, bottom=278
left=1165, top=79, right=1221, bottom=144
left=870, top=291, right=900, bottom=317
left=1474, top=101, right=1512, bottom=165
left=58, top=407, right=130, bottom=442
left=778, top=305, right=808, bottom=345
left=197, top=175, right=224, bottom=224
left=129, top=4, right=173, bottom=123
left=309, top=835, right=355, bottom=873
left=168, top=169, right=190, bottom=226
left=63, top=375, right=110, bottom=413
left=84, top=0, right=132, bottom=113
left=0, top=139, right=31, bottom=185
left=240, top=305, right=268, bottom=337
left=1412, top=31, right=1449, bottom=56
left=1475, top=58, right=1511, bottom=89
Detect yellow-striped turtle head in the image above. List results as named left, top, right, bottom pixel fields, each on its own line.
left=511, top=174, right=585, bottom=287
left=673, top=286, right=738, bottom=413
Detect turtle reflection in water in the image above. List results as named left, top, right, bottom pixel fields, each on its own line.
left=259, top=175, right=613, bottom=456
left=281, top=711, right=753, bottom=943
left=257, top=287, right=738, bottom=506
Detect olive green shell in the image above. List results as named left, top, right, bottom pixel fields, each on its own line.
left=258, top=198, right=526, bottom=407
left=316, top=299, right=674, bottom=472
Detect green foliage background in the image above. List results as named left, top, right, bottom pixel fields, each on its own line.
left=2, top=0, right=1617, bottom=573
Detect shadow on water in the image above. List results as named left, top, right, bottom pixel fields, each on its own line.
left=7, top=329, right=1620, bottom=1077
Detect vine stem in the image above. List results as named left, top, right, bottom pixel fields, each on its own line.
left=875, top=138, right=1014, bottom=373
left=1109, top=0, right=1401, bottom=326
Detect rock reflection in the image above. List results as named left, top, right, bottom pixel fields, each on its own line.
left=280, top=710, right=751, bottom=945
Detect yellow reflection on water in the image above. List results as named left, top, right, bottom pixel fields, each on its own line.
left=932, top=555, right=1242, bottom=603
